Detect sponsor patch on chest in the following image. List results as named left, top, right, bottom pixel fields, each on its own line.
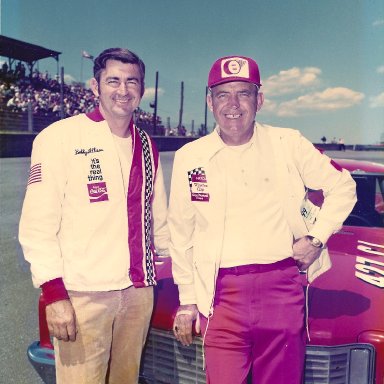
left=87, top=182, right=109, bottom=203
left=87, top=157, right=109, bottom=202
left=188, top=167, right=209, bottom=202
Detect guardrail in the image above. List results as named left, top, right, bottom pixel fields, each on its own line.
left=0, top=132, right=197, bottom=157
left=314, top=143, right=384, bottom=151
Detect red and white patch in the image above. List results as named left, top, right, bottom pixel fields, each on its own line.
left=221, top=57, right=250, bottom=80
left=188, top=167, right=210, bottom=202
left=87, top=182, right=109, bottom=203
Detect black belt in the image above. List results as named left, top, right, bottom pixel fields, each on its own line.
left=218, top=257, right=296, bottom=276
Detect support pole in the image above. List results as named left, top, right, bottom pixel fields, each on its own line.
left=60, top=66, right=64, bottom=119
left=204, top=86, right=208, bottom=135
left=178, top=81, right=184, bottom=135
left=153, top=71, right=158, bottom=135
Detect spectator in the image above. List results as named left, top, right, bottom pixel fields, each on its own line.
left=0, top=69, right=163, bottom=133
left=338, top=138, right=346, bottom=151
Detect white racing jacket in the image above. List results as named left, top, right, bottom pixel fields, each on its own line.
left=19, top=110, right=169, bottom=296
left=168, top=123, right=357, bottom=317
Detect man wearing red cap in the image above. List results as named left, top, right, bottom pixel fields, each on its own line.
left=168, top=55, right=356, bottom=383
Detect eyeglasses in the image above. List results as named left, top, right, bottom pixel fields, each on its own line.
left=102, top=78, right=141, bottom=89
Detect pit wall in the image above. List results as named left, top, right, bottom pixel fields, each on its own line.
left=0, top=132, right=197, bottom=157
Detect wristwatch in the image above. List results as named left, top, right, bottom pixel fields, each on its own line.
left=306, top=236, right=323, bottom=248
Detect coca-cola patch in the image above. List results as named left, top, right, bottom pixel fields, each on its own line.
left=86, top=157, right=108, bottom=202
left=87, top=182, right=109, bottom=203
left=188, top=167, right=209, bottom=202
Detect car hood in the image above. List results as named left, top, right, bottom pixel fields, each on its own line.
left=308, top=225, right=384, bottom=345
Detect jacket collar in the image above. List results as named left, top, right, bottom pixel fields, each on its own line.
left=201, top=122, right=260, bottom=161
left=86, top=107, right=135, bottom=145
left=86, top=107, right=105, bottom=122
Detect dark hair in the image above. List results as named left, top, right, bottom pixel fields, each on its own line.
left=93, top=48, right=145, bottom=86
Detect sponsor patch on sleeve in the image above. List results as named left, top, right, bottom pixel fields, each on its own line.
left=300, top=194, right=320, bottom=226
left=188, top=167, right=210, bottom=202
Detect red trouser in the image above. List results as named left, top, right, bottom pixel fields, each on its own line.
left=200, top=258, right=305, bottom=384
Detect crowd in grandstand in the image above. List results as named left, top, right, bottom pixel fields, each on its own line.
left=0, top=62, right=162, bottom=129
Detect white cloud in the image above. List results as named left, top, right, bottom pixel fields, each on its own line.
left=259, top=97, right=278, bottom=114
left=369, top=92, right=384, bottom=108
left=277, top=87, right=365, bottom=117
left=142, top=87, right=164, bottom=100
left=377, top=66, right=384, bottom=74
left=372, top=19, right=384, bottom=27
left=262, top=67, right=322, bottom=97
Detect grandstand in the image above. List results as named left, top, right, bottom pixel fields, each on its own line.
left=0, top=35, right=165, bottom=135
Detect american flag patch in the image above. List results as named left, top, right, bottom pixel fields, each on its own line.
left=27, top=163, right=42, bottom=185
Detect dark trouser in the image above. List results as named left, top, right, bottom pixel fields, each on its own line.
left=200, top=258, right=305, bottom=384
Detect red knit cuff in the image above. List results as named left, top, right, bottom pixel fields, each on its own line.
left=40, top=278, right=69, bottom=305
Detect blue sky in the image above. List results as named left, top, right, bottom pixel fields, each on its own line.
left=1, top=0, right=384, bottom=144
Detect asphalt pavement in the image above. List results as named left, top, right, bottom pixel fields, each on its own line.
left=0, top=157, right=43, bottom=384
left=0, top=149, right=382, bottom=383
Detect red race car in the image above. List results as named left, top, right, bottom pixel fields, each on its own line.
left=28, top=158, right=384, bottom=384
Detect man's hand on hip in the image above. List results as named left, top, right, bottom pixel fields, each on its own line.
left=46, top=299, right=77, bottom=342
left=292, top=237, right=322, bottom=271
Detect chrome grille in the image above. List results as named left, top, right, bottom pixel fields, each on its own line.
left=141, top=328, right=205, bottom=384
left=305, top=344, right=375, bottom=384
left=141, top=329, right=375, bottom=384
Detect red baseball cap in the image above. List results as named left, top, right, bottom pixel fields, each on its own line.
left=208, top=55, right=261, bottom=88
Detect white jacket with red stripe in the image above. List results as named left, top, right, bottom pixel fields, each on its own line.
left=19, top=111, right=169, bottom=293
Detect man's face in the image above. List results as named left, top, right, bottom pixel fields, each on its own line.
left=91, top=59, right=143, bottom=122
left=207, top=81, right=263, bottom=145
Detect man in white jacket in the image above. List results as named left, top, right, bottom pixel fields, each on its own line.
left=19, top=48, right=169, bottom=384
left=168, top=55, right=356, bottom=384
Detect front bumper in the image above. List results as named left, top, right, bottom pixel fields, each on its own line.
left=141, top=328, right=376, bottom=384
left=27, top=328, right=376, bottom=384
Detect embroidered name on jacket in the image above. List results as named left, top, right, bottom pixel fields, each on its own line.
left=188, top=167, right=210, bottom=202
left=75, top=147, right=104, bottom=156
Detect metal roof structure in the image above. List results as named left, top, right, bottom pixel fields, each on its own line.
left=0, top=35, right=61, bottom=68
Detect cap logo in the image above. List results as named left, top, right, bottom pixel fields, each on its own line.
left=221, top=57, right=249, bottom=79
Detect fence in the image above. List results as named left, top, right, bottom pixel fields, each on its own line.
left=0, top=107, right=167, bottom=136
left=0, top=108, right=57, bottom=133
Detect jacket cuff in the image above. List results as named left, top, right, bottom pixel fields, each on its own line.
left=41, top=278, right=69, bottom=305
left=177, top=284, right=197, bottom=305
left=308, top=226, right=335, bottom=245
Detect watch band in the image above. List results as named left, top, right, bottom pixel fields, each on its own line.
left=307, top=235, right=323, bottom=248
